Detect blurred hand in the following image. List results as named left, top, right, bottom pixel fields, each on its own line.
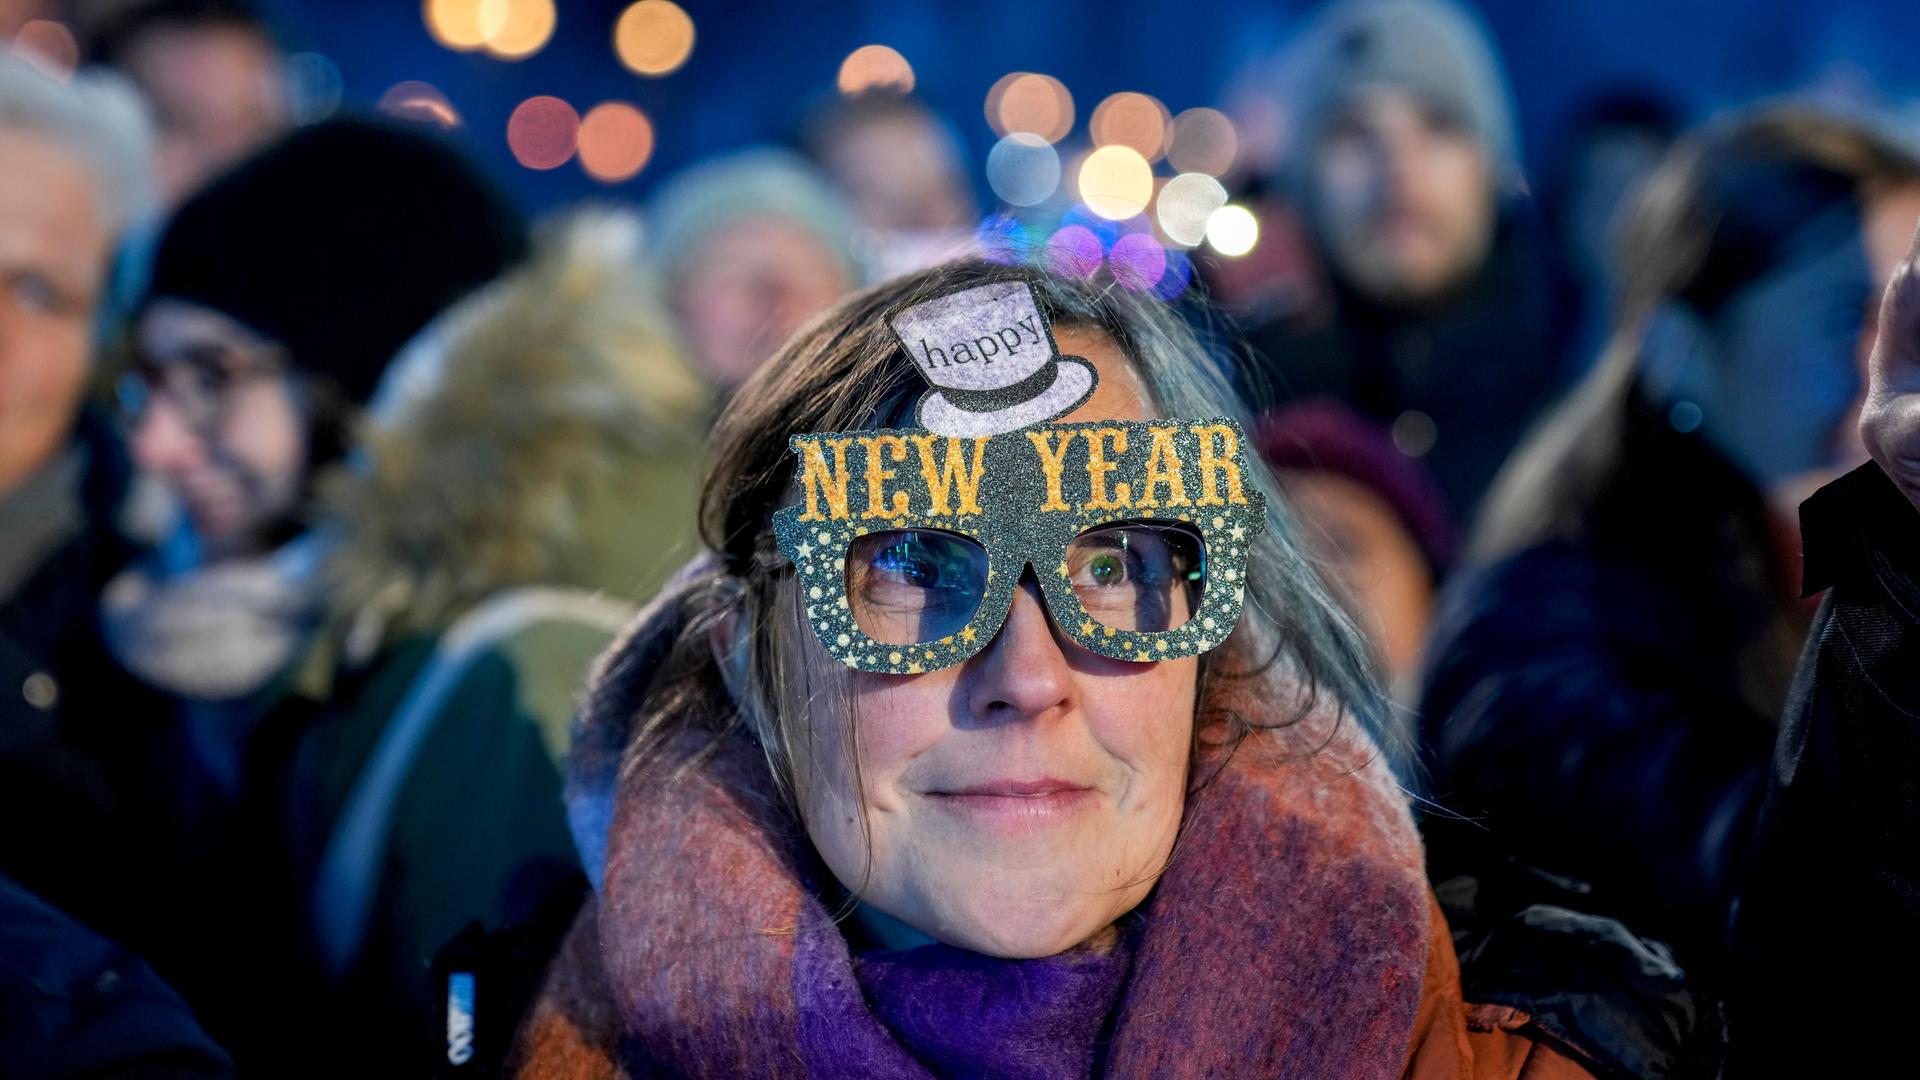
left=1862, top=218, right=1920, bottom=512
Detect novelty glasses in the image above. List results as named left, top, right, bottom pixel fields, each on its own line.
left=772, top=418, right=1266, bottom=674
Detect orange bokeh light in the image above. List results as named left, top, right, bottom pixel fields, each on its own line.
left=837, top=44, right=914, bottom=96
left=422, top=0, right=498, bottom=51
left=15, top=19, right=79, bottom=80
left=485, top=0, right=555, bottom=60
left=614, top=0, right=695, bottom=77
left=507, top=95, right=580, bottom=170
left=578, top=102, right=655, bottom=183
left=1090, top=92, right=1170, bottom=161
left=985, top=72, right=1074, bottom=144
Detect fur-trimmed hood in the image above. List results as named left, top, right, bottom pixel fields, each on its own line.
left=321, top=210, right=709, bottom=646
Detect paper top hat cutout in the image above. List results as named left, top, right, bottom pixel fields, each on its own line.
left=889, top=281, right=1098, bottom=437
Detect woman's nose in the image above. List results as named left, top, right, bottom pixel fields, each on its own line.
left=963, top=568, right=1075, bottom=726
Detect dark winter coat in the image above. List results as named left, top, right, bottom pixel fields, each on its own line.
left=0, top=413, right=188, bottom=959
left=1242, top=212, right=1571, bottom=522
left=1721, top=461, right=1920, bottom=1076
left=1418, top=396, right=1799, bottom=982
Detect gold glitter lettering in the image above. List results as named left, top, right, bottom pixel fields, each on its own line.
left=1082, top=427, right=1131, bottom=511
left=1192, top=423, right=1246, bottom=507
left=797, top=436, right=855, bottom=521
left=1024, top=429, right=1076, bottom=512
left=911, top=434, right=989, bottom=516
left=857, top=435, right=911, bottom=520
left=1135, top=425, right=1190, bottom=509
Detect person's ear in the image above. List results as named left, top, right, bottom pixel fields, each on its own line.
left=1637, top=300, right=1721, bottom=417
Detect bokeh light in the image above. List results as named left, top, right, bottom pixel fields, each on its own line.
left=1155, top=172, right=1228, bottom=247
left=1152, top=247, right=1194, bottom=301
left=976, top=213, right=1045, bottom=265
left=1090, top=92, right=1170, bottom=161
left=484, top=0, right=555, bottom=60
left=423, top=0, right=501, bottom=51
left=837, top=44, right=914, bottom=95
left=614, top=0, right=695, bottom=76
left=985, top=133, right=1061, bottom=207
left=507, top=95, right=580, bottom=170
left=287, top=52, right=344, bottom=121
left=1168, top=107, right=1240, bottom=177
left=15, top=19, right=78, bottom=80
left=1047, top=225, right=1105, bottom=279
left=986, top=72, right=1074, bottom=143
left=1076, top=145, right=1154, bottom=221
left=577, top=102, right=655, bottom=182
left=1109, top=232, right=1168, bottom=291
left=1205, top=204, right=1259, bottom=256
left=378, top=80, right=461, bottom=129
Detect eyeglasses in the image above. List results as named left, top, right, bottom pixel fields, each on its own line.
left=773, top=418, right=1266, bottom=675
left=117, top=343, right=288, bottom=435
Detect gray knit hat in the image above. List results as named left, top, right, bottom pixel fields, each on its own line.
left=646, top=146, right=859, bottom=287
left=1286, top=0, right=1520, bottom=182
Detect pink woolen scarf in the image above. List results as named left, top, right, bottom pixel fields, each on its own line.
left=524, top=658, right=1436, bottom=1077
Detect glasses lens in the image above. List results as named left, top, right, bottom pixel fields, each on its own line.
left=1067, top=520, right=1206, bottom=633
left=847, top=529, right=991, bottom=646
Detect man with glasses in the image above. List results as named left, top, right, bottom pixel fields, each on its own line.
left=0, top=50, right=234, bottom=1074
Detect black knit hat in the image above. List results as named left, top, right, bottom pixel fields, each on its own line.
left=146, top=117, right=528, bottom=407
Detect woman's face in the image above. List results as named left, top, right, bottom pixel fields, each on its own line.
left=130, top=299, right=308, bottom=560
left=790, top=326, right=1198, bottom=959
left=1702, top=209, right=1875, bottom=490
left=673, top=218, right=852, bottom=391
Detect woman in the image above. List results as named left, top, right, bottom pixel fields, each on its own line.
left=507, top=260, right=1627, bottom=1077
left=1257, top=399, right=1460, bottom=700
left=1419, top=105, right=1920, bottom=981
left=648, top=147, right=860, bottom=395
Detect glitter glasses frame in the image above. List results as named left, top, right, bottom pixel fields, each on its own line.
left=771, top=418, right=1268, bottom=675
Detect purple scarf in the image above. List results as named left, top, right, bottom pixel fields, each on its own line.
left=532, top=697, right=1432, bottom=1078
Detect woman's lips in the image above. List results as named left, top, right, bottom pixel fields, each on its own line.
left=923, top=779, right=1097, bottom=831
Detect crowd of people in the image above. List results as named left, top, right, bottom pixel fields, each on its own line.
left=5, top=0, right=1920, bottom=1076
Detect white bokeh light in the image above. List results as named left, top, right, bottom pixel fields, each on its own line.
left=986, top=133, right=1061, bottom=207
left=1205, top=204, right=1259, bottom=256
left=1155, top=172, right=1228, bottom=247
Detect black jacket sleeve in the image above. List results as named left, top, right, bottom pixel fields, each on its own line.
left=1722, top=461, right=1920, bottom=1076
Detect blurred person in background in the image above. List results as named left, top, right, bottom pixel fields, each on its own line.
left=1720, top=193, right=1920, bottom=1076
left=84, top=0, right=289, bottom=209
left=801, top=92, right=979, bottom=281
left=292, top=208, right=708, bottom=1071
left=1246, top=0, right=1568, bottom=522
left=648, top=146, right=859, bottom=397
left=0, top=49, right=184, bottom=956
left=1419, top=105, right=1920, bottom=984
left=0, top=47, right=231, bottom=1077
left=1546, top=91, right=1683, bottom=375
left=98, top=116, right=590, bottom=1069
left=1257, top=399, right=1457, bottom=702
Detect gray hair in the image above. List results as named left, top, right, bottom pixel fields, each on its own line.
left=0, top=50, right=156, bottom=235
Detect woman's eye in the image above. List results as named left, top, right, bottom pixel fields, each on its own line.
left=1072, top=548, right=1136, bottom=590
left=9, top=272, right=68, bottom=316
left=873, top=540, right=939, bottom=587
left=1086, top=553, right=1127, bottom=586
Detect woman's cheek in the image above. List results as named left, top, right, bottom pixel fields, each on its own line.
left=850, top=673, right=958, bottom=801
left=1085, top=661, right=1196, bottom=796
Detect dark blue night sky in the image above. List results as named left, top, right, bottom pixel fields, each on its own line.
left=259, top=1, right=1920, bottom=213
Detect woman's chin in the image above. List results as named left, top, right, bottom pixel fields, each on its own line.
left=926, top=893, right=1128, bottom=959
